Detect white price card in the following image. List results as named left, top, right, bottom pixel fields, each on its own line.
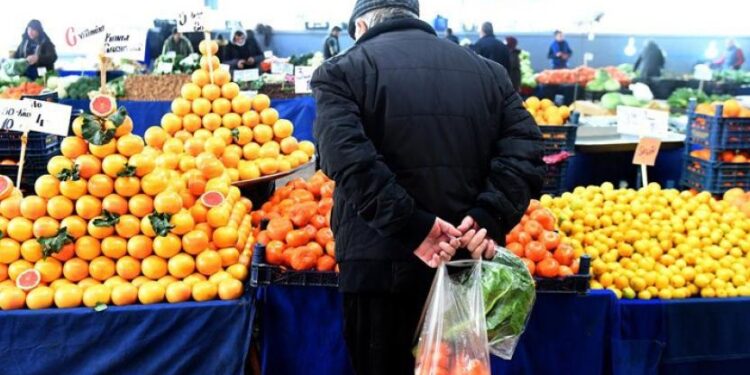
left=0, top=99, right=34, bottom=133
left=220, top=64, right=231, bottom=73
left=294, top=66, right=314, bottom=94
left=176, top=9, right=222, bottom=33
left=37, top=67, right=47, bottom=77
left=271, top=61, right=294, bottom=75
left=694, top=64, right=713, bottom=81
left=103, top=28, right=148, bottom=61
left=154, top=63, right=174, bottom=74
left=165, top=51, right=177, bottom=59
left=234, top=69, right=259, bottom=82
left=240, top=90, right=258, bottom=99
left=22, top=99, right=73, bottom=136
left=617, top=106, right=669, bottom=137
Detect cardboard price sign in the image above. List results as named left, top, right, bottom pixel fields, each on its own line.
left=617, top=106, right=669, bottom=137
left=64, top=24, right=106, bottom=51
left=23, top=99, right=73, bottom=137
left=633, top=137, right=661, bottom=167
left=104, top=28, right=147, bottom=61
left=0, top=99, right=35, bottom=132
left=294, top=66, right=314, bottom=94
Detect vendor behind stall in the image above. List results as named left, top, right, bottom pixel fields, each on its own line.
left=224, top=30, right=264, bottom=70
left=634, top=40, right=665, bottom=81
left=162, top=28, right=194, bottom=57
left=12, top=20, right=57, bottom=80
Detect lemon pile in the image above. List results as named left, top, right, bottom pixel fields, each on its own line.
left=543, top=182, right=750, bottom=299
left=523, top=96, right=571, bottom=126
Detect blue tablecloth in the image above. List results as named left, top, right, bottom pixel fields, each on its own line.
left=257, top=288, right=750, bottom=375
left=59, top=96, right=316, bottom=141
left=0, top=295, right=255, bottom=375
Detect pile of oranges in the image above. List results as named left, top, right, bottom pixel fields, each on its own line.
left=253, top=171, right=336, bottom=272
left=157, top=40, right=315, bottom=183
left=0, top=39, right=313, bottom=310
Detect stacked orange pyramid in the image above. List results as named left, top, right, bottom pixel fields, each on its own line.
left=0, top=39, right=314, bottom=310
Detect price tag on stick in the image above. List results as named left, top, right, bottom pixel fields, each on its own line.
left=633, top=137, right=662, bottom=187
left=22, top=99, right=73, bottom=137
left=177, top=10, right=207, bottom=33
left=0, top=99, right=35, bottom=133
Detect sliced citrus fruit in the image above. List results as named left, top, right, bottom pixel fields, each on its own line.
left=200, top=191, right=225, bottom=208
left=0, top=175, right=14, bottom=200
left=16, top=268, right=41, bottom=291
left=90, top=95, right=116, bottom=117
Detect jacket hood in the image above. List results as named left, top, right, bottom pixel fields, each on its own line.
left=355, top=17, right=435, bottom=45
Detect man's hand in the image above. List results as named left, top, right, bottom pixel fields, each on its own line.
left=237, top=60, right=245, bottom=69
left=247, top=57, right=255, bottom=66
left=26, top=55, right=38, bottom=65
left=413, top=218, right=462, bottom=268
left=457, top=216, right=497, bottom=260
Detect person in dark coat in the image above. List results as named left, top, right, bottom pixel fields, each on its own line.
left=548, top=30, right=572, bottom=69
left=323, top=26, right=342, bottom=59
left=312, top=1, right=544, bottom=373
left=506, top=36, right=522, bottom=91
left=13, top=20, right=57, bottom=80
left=223, top=30, right=264, bottom=70
left=470, top=22, right=511, bottom=72
left=445, top=27, right=458, bottom=44
left=634, top=40, right=665, bottom=81
left=161, top=28, right=194, bottom=57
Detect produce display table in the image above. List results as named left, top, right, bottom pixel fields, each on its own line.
left=59, top=96, right=316, bottom=141
left=0, top=295, right=255, bottom=375
left=57, top=70, right=126, bottom=80
left=257, top=287, right=750, bottom=375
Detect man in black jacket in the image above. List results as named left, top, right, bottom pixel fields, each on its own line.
left=471, top=22, right=511, bottom=73
left=312, top=1, right=544, bottom=373
left=323, top=26, right=342, bottom=59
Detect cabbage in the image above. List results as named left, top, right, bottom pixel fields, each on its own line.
left=601, top=93, right=622, bottom=110
left=604, top=79, right=621, bottom=92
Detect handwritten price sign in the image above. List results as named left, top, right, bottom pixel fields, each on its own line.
left=632, top=137, right=662, bottom=166
left=0, top=99, right=34, bottom=132
left=617, top=106, right=669, bottom=137
left=177, top=10, right=208, bottom=33
left=23, top=100, right=72, bottom=136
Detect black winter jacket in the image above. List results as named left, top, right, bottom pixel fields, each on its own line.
left=471, top=35, right=511, bottom=73
left=312, top=18, right=544, bottom=293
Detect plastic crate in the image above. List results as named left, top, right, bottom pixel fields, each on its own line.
left=250, top=263, right=339, bottom=287
left=685, top=103, right=750, bottom=151
left=542, top=160, right=569, bottom=196
left=680, top=156, right=750, bottom=194
left=539, top=125, right=578, bottom=156
left=535, top=255, right=591, bottom=294
left=0, top=131, right=61, bottom=153
left=0, top=147, right=60, bottom=192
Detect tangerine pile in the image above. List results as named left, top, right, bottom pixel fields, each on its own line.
left=0, top=39, right=314, bottom=310
left=156, top=39, right=315, bottom=185
left=523, top=96, right=571, bottom=126
left=543, top=182, right=750, bottom=300
left=252, top=171, right=336, bottom=272
left=505, top=200, right=580, bottom=278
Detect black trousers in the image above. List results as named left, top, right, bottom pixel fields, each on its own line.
left=342, top=288, right=431, bottom=375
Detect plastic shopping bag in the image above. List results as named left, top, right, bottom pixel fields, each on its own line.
left=414, top=248, right=536, bottom=375
left=414, top=260, right=491, bottom=375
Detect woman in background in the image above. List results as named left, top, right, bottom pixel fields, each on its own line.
left=13, top=20, right=57, bottom=80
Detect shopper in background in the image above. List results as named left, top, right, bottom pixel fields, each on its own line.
left=471, top=22, right=511, bottom=72
left=161, top=28, right=194, bottom=57
left=312, top=0, right=544, bottom=373
left=445, top=27, right=458, bottom=44
left=506, top=36, right=522, bottom=91
left=13, top=20, right=57, bottom=80
left=714, top=39, right=745, bottom=70
left=224, top=30, right=264, bottom=70
left=634, top=40, right=665, bottom=81
left=323, top=26, right=342, bottom=59
left=548, top=30, right=572, bottom=69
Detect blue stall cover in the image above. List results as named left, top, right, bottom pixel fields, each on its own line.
left=258, top=287, right=750, bottom=375
left=60, top=96, right=317, bottom=141
left=0, top=297, right=254, bottom=375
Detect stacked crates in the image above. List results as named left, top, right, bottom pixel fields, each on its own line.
left=540, top=125, right=578, bottom=196
left=680, top=101, right=750, bottom=194
left=0, top=131, right=61, bottom=193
